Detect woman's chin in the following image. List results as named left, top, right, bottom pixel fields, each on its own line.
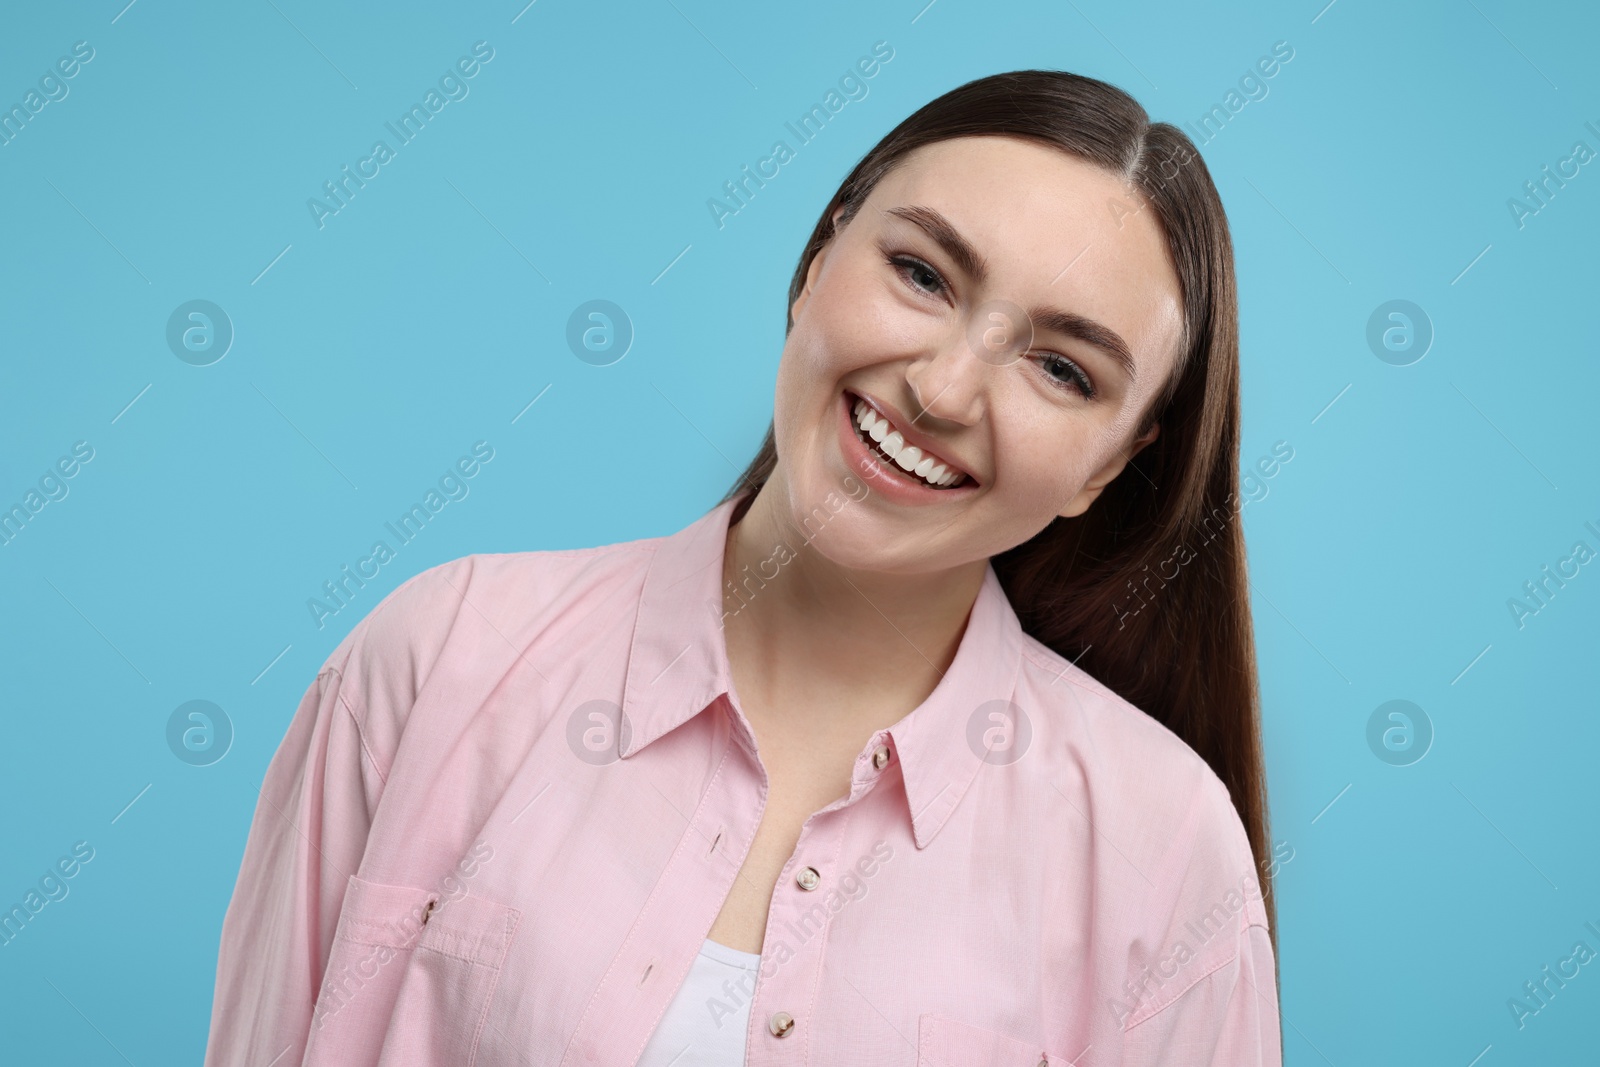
left=761, top=457, right=965, bottom=572
left=772, top=500, right=942, bottom=576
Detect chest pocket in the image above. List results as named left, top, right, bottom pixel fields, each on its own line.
left=917, top=1013, right=1076, bottom=1066
left=305, top=873, right=521, bottom=1067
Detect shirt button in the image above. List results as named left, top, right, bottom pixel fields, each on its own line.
left=795, top=866, right=820, bottom=891
left=768, top=1010, right=795, bottom=1037
left=872, top=744, right=891, bottom=769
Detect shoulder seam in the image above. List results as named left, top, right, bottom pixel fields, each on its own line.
left=319, top=661, right=391, bottom=789
left=335, top=679, right=390, bottom=790
left=1122, top=915, right=1274, bottom=1032
left=1120, top=934, right=1243, bottom=1032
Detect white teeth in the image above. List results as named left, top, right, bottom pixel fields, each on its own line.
left=850, top=396, right=968, bottom=489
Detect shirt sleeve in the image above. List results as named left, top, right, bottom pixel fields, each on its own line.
left=201, top=638, right=386, bottom=1067
left=1111, top=757, right=1284, bottom=1067
left=201, top=557, right=474, bottom=1065
left=1120, top=919, right=1282, bottom=1065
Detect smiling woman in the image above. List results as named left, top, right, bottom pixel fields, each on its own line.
left=205, top=69, right=1280, bottom=1067
left=711, top=68, right=1281, bottom=1058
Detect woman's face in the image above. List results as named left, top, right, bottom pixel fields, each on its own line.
left=769, top=134, right=1187, bottom=574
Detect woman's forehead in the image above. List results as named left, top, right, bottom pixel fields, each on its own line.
left=865, top=139, right=1167, bottom=272
left=876, top=135, right=1135, bottom=206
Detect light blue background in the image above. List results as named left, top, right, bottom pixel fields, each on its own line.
left=2, top=0, right=1596, bottom=1062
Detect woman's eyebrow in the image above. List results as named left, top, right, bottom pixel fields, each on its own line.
left=882, top=203, right=1139, bottom=386
left=1031, top=307, right=1138, bottom=387
left=884, top=204, right=991, bottom=286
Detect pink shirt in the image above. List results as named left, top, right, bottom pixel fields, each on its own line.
left=203, top=493, right=1281, bottom=1066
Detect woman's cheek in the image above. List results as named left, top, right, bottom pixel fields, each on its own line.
left=1007, top=438, right=1087, bottom=508
left=798, top=327, right=839, bottom=377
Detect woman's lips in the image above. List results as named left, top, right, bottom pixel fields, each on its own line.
left=838, top=389, right=980, bottom=501
left=850, top=399, right=967, bottom=487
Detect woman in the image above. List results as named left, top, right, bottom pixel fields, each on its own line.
left=204, top=69, right=1281, bottom=1065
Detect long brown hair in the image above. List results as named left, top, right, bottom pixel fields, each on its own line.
left=716, top=70, right=1277, bottom=970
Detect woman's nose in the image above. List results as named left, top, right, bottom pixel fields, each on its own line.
left=907, top=306, right=1019, bottom=425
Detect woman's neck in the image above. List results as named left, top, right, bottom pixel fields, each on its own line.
left=720, top=481, right=989, bottom=739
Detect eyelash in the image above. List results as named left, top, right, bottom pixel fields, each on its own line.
left=882, top=250, right=1098, bottom=401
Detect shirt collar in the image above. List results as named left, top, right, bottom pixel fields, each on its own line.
left=619, top=491, right=1026, bottom=849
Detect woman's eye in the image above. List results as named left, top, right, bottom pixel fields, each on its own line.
left=887, top=254, right=946, bottom=297
left=1037, top=353, right=1096, bottom=400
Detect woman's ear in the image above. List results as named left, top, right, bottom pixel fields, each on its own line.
left=791, top=205, right=850, bottom=324
left=1056, top=421, right=1160, bottom=519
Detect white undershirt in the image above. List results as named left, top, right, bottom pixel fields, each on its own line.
left=635, top=938, right=763, bottom=1066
